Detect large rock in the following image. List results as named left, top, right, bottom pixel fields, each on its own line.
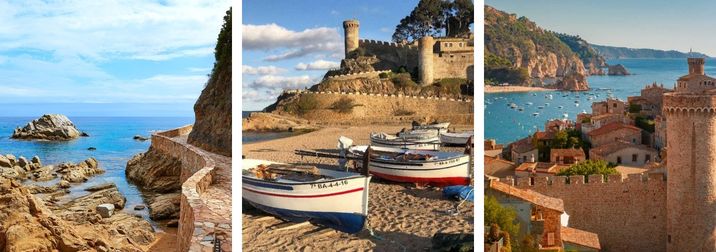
left=608, top=64, right=630, bottom=75
left=0, top=156, right=11, bottom=168
left=96, top=204, right=115, bottom=218
left=126, top=148, right=182, bottom=193
left=57, top=158, right=103, bottom=182
left=148, top=193, right=181, bottom=220
left=11, top=114, right=83, bottom=141
left=186, top=9, right=232, bottom=157
left=0, top=177, right=154, bottom=251
left=555, top=72, right=589, bottom=91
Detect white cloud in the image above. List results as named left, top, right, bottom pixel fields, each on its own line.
left=242, top=23, right=342, bottom=61
left=330, top=10, right=340, bottom=16
left=380, top=27, right=392, bottom=33
left=243, top=65, right=287, bottom=75
left=250, top=75, right=315, bottom=90
left=0, top=1, right=230, bottom=61
left=295, top=60, right=340, bottom=71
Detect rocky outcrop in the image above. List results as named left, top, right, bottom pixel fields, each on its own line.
left=0, top=177, right=154, bottom=251
left=0, top=154, right=101, bottom=183
left=242, top=112, right=318, bottom=132
left=11, top=114, right=84, bottom=141
left=608, top=64, right=630, bottom=75
left=56, top=158, right=103, bottom=183
left=339, top=56, right=377, bottom=74
left=485, top=5, right=591, bottom=89
left=147, top=193, right=181, bottom=220
left=126, top=148, right=182, bottom=193
left=555, top=72, right=589, bottom=91
left=187, top=9, right=231, bottom=156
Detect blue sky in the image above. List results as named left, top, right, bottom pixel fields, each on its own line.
left=486, top=0, right=716, bottom=56
left=0, top=0, right=231, bottom=117
left=242, top=0, right=421, bottom=111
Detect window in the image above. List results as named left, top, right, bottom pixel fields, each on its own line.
left=632, top=154, right=638, bottom=162
left=613, top=103, right=617, bottom=108
left=617, top=156, right=622, bottom=164
left=646, top=154, right=651, bottom=162
left=632, top=138, right=637, bottom=144
left=547, top=232, right=555, bottom=246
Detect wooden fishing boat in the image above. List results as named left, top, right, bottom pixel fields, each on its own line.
left=242, top=159, right=371, bottom=234
left=412, top=122, right=450, bottom=131
left=348, top=145, right=470, bottom=187
left=397, top=128, right=441, bottom=138
left=370, top=132, right=440, bottom=150
left=439, top=131, right=474, bottom=146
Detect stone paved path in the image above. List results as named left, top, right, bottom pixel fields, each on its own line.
left=174, top=135, right=232, bottom=252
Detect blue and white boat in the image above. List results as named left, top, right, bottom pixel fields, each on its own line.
left=242, top=159, right=371, bottom=234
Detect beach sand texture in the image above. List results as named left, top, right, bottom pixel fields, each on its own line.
left=242, top=125, right=474, bottom=251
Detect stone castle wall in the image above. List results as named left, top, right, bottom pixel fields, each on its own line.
left=663, top=93, right=716, bottom=251
left=325, top=70, right=391, bottom=81
left=152, top=125, right=227, bottom=251
left=280, top=91, right=473, bottom=125
left=506, top=173, right=667, bottom=251
left=359, top=39, right=419, bottom=71
left=434, top=52, right=474, bottom=81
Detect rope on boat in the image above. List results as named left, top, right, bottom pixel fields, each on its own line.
left=445, top=188, right=474, bottom=216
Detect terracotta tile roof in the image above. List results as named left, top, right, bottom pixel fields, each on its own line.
left=587, top=122, right=641, bottom=137
left=488, top=180, right=564, bottom=212
left=561, top=226, right=601, bottom=250
left=515, top=162, right=568, bottom=174
left=590, top=141, right=657, bottom=157
left=485, top=155, right=514, bottom=166
left=511, top=137, right=535, bottom=154
left=534, top=131, right=556, bottom=140
left=589, top=113, right=621, bottom=122
left=551, top=148, right=585, bottom=157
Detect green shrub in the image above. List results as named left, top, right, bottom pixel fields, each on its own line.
left=635, top=115, right=655, bottom=133
left=285, top=94, right=319, bottom=115
left=629, top=104, right=641, bottom=113
left=391, top=73, right=418, bottom=88
left=378, top=72, right=389, bottom=79
left=556, top=159, right=618, bottom=179
left=485, top=196, right=520, bottom=252
left=330, top=97, right=356, bottom=114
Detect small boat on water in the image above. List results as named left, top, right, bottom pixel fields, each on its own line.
left=439, top=131, right=474, bottom=146
left=525, top=102, right=533, bottom=106
left=518, top=107, right=524, bottom=112
left=563, top=113, right=569, bottom=118
left=532, top=112, right=539, bottom=116
left=537, top=106, right=544, bottom=109
left=370, top=132, right=440, bottom=150
left=347, top=145, right=471, bottom=187
left=558, top=106, right=563, bottom=109
left=242, top=159, right=371, bottom=234
left=509, top=103, right=518, bottom=109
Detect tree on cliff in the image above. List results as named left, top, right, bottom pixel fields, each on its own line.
left=392, top=0, right=474, bottom=43
left=485, top=196, right=520, bottom=251
left=187, top=8, right=232, bottom=156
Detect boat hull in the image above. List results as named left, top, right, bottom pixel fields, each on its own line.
left=439, top=132, right=473, bottom=146
left=242, top=160, right=371, bottom=234
left=367, top=157, right=470, bottom=187
left=370, top=135, right=440, bottom=150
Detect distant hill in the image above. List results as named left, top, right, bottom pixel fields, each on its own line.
left=591, top=44, right=709, bottom=59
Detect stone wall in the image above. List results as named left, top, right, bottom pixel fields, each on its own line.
left=505, top=173, right=667, bottom=251
left=279, top=91, right=473, bottom=125
left=152, top=125, right=227, bottom=251
left=433, top=51, right=473, bottom=81
left=359, top=39, right=418, bottom=71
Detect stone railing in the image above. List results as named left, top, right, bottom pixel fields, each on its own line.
left=281, top=89, right=473, bottom=103
left=151, top=125, right=222, bottom=251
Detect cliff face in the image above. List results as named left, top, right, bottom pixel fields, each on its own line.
left=187, top=8, right=232, bottom=157
left=554, top=33, right=607, bottom=75
left=484, top=5, right=589, bottom=88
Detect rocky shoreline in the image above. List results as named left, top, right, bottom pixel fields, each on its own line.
left=0, top=154, right=157, bottom=251
left=11, top=114, right=88, bottom=141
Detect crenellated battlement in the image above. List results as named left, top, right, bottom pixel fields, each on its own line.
left=281, top=88, right=473, bottom=103
left=501, top=173, right=666, bottom=188
left=358, top=39, right=417, bottom=49
left=325, top=70, right=391, bottom=80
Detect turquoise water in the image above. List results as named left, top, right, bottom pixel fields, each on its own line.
left=485, top=58, right=714, bottom=144
left=0, top=116, right=193, bottom=224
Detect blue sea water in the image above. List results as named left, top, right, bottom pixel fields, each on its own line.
left=485, top=58, right=713, bottom=144
left=0, top=116, right=193, bottom=226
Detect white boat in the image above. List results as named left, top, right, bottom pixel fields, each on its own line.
left=398, top=128, right=442, bottom=138
left=412, top=122, right=450, bottom=131
left=532, top=112, right=539, bottom=116
left=439, top=131, right=474, bottom=146
left=242, top=159, right=371, bottom=234
left=370, top=132, right=440, bottom=150
left=347, top=145, right=470, bottom=187
left=563, top=113, right=569, bottom=118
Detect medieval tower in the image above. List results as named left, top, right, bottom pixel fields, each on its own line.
left=664, top=57, right=716, bottom=251
left=418, top=36, right=435, bottom=85
left=342, top=19, right=359, bottom=58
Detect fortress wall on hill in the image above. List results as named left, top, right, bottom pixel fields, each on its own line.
left=288, top=92, right=473, bottom=125
left=506, top=173, right=666, bottom=251
left=359, top=39, right=419, bottom=71
left=433, top=52, right=474, bottom=81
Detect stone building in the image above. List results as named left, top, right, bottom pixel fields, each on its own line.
left=550, top=148, right=586, bottom=165
left=627, top=82, right=672, bottom=117
left=342, top=19, right=474, bottom=85
left=586, top=122, right=642, bottom=147
left=589, top=141, right=658, bottom=167
left=510, top=137, right=538, bottom=164
left=487, top=180, right=601, bottom=251
left=663, top=57, right=716, bottom=251
left=590, top=98, right=626, bottom=116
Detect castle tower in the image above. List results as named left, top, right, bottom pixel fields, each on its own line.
left=664, top=57, right=716, bottom=251
left=343, top=19, right=359, bottom=58
left=418, top=36, right=434, bottom=85
left=688, top=57, right=705, bottom=75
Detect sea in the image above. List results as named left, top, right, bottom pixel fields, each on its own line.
left=485, top=58, right=714, bottom=144
left=0, top=116, right=194, bottom=227
left=242, top=111, right=304, bottom=144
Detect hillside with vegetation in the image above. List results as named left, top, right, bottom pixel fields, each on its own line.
left=484, top=5, right=589, bottom=90
left=554, top=33, right=607, bottom=75
left=591, top=44, right=709, bottom=59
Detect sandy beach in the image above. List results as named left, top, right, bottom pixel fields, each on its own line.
left=484, top=85, right=557, bottom=93
left=242, top=125, right=474, bottom=251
